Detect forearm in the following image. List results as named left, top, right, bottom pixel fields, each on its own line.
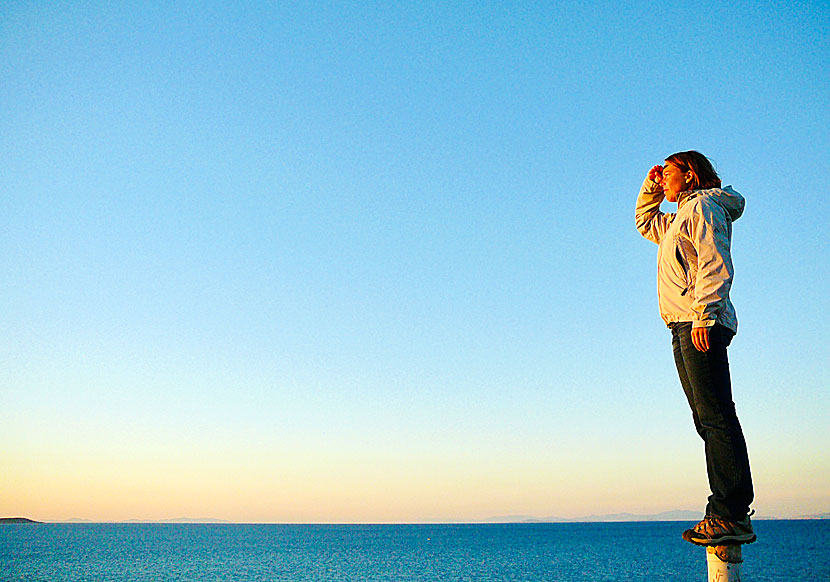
left=692, top=268, right=733, bottom=326
left=635, top=176, right=670, bottom=243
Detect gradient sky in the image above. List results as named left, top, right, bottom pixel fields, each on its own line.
left=2, top=1, right=828, bottom=523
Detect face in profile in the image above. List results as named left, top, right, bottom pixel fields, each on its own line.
left=661, top=162, right=692, bottom=202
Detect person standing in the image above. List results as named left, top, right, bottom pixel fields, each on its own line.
left=635, top=150, right=756, bottom=545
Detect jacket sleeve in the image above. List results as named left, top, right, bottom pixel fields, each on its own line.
left=635, top=176, right=673, bottom=244
left=689, top=200, right=734, bottom=328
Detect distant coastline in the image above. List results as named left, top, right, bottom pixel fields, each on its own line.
left=4, top=512, right=828, bottom=524
left=0, top=517, right=42, bottom=524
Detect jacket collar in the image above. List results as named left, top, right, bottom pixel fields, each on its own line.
left=677, top=189, right=700, bottom=209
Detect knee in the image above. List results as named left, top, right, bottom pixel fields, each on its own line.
left=696, top=405, right=732, bottom=434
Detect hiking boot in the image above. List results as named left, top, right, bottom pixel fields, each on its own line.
left=682, top=512, right=756, bottom=546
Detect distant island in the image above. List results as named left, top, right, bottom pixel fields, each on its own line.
left=0, top=517, right=42, bottom=524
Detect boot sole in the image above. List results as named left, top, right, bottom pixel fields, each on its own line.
left=683, top=532, right=757, bottom=546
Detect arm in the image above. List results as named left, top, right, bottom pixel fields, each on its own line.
left=689, top=200, right=734, bottom=331
left=635, top=169, right=673, bottom=244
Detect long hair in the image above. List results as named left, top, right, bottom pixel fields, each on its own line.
left=665, top=150, right=721, bottom=190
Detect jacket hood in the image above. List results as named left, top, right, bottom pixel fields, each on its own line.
left=679, top=186, right=745, bottom=221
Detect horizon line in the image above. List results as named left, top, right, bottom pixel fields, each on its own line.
left=6, top=513, right=829, bottom=525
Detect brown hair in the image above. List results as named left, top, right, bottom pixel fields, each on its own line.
left=665, top=150, right=721, bottom=190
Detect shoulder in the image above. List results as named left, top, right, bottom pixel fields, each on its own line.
left=684, top=193, right=728, bottom=220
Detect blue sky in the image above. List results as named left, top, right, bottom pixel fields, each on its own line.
left=2, top=1, right=828, bottom=522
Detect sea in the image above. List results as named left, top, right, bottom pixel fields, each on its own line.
left=1, top=520, right=827, bottom=581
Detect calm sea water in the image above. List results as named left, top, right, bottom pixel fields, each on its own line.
left=1, top=520, right=827, bottom=581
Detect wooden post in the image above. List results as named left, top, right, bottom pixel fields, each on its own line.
left=706, top=545, right=742, bottom=581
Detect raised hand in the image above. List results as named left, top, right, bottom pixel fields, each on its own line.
left=648, top=165, right=664, bottom=186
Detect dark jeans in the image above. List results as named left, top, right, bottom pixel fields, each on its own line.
left=671, top=322, right=754, bottom=520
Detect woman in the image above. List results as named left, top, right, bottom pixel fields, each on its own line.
left=635, top=150, right=755, bottom=546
